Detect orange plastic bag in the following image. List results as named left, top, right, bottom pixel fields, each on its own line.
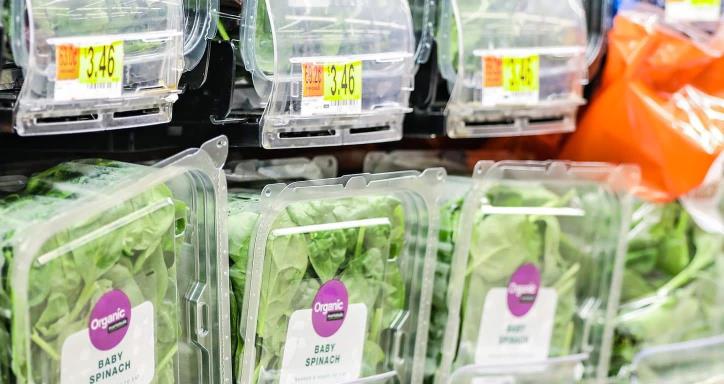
left=561, top=8, right=724, bottom=201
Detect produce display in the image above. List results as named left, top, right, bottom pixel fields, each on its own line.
left=611, top=201, right=724, bottom=376
left=229, top=192, right=409, bottom=383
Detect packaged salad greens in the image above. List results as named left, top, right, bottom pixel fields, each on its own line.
left=0, top=137, right=231, bottom=384
left=240, top=0, right=416, bottom=148
left=11, top=0, right=185, bottom=135
left=610, top=199, right=724, bottom=380
left=433, top=161, right=638, bottom=384
left=437, top=0, right=588, bottom=138
left=229, top=169, right=445, bottom=384
left=626, top=335, right=724, bottom=383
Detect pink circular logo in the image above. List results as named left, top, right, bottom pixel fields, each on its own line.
left=507, top=263, right=541, bottom=317
left=88, top=290, right=131, bottom=351
left=311, top=280, right=348, bottom=338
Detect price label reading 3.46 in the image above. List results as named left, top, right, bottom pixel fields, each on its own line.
left=55, top=41, right=124, bottom=101
left=301, top=61, right=362, bottom=115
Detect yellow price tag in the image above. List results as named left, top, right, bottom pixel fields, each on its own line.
left=690, top=0, right=719, bottom=6
left=502, top=55, right=539, bottom=94
left=79, top=41, right=124, bottom=87
left=323, top=61, right=362, bottom=102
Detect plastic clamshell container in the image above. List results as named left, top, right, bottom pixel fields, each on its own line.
left=434, top=161, right=638, bottom=384
left=446, top=354, right=587, bottom=384
left=583, top=0, right=610, bottom=79
left=183, top=0, right=218, bottom=71
left=610, top=200, right=724, bottom=378
left=11, top=0, right=184, bottom=135
left=619, top=0, right=723, bottom=29
left=230, top=169, right=445, bottom=384
left=629, top=335, right=724, bottom=383
left=0, top=137, right=231, bottom=383
left=438, top=0, right=588, bottom=138
left=226, top=156, right=338, bottom=183
left=241, top=0, right=416, bottom=148
left=410, top=0, right=437, bottom=64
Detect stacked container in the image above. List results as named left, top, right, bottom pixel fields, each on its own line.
left=240, top=0, right=416, bottom=148
left=431, top=161, right=638, bottom=383
left=438, top=0, right=588, bottom=138
left=228, top=169, right=445, bottom=383
left=0, top=137, right=232, bottom=383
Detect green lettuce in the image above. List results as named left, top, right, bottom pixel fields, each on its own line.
left=0, top=160, right=187, bottom=384
left=228, top=193, right=406, bottom=382
left=611, top=201, right=724, bottom=376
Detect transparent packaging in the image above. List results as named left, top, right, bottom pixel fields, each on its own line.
left=610, top=200, right=724, bottom=377
left=434, top=161, right=638, bottom=384
left=619, top=0, right=723, bottom=32
left=447, top=354, right=587, bottom=384
left=11, top=0, right=185, bottom=135
left=183, top=0, right=218, bottom=71
left=410, top=0, right=437, bottom=64
left=629, top=335, right=724, bottom=383
left=583, top=0, right=610, bottom=79
left=229, top=169, right=445, bottom=384
left=438, top=0, right=588, bottom=138
left=226, top=156, right=338, bottom=184
left=364, top=151, right=471, bottom=175
left=241, top=0, right=416, bottom=148
left=0, top=137, right=231, bottom=383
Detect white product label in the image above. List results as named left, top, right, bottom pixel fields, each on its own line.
left=666, top=0, right=722, bottom=22
left=54, top=41, right=124, bottom=101
left=475, top=288, right=557, bottom=364
left=60, top=299, right=155, bottom=384
left=301, top=61, right=362, bottom=116
left=481, top=54, right=540, bottom=106
left=279, top=303, right=367, bottom=384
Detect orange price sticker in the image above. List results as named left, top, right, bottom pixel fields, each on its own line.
left=483, top=56, right=503, bottom=88
left=56, top=44, right=80, bottom=81
left=303, top=63, right=324, bottom=97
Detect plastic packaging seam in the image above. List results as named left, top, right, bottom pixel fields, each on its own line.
left=631, top=334, right=724, bottom=368
left=238, top=168, right=447, bottom=384
left=449, top=353, right=588, bottom=378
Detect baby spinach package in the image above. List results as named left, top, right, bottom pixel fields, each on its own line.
left=432, top=161, right=638, bottom=384
left=229, top=169, right=445, bottom=384
left=610, top=200, right=724, bottom=380
left=0, top=137, right=231, bottom=384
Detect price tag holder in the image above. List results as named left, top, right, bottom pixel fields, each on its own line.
left=666, top=0, right=722, bottom=22
left=301, top=61, right=362, bottom=116
left=55, top=41, right=124, bottom=101
left=481, top=54, right=539, bottom=106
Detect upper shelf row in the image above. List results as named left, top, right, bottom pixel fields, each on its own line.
left=0, top=0, right=718, bottom=148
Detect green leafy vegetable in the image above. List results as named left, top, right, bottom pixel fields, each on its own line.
left=228, top=193, right=406, bottom=382
left=611, top=201, right=724, bottom=376
left=0, top=160, right=187, bottom=384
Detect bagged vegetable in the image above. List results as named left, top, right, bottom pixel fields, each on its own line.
left=433, top=161, right=638, bottom=384
left=0, top=137, right=231, bottom=383
left=230, top=169, right=445, bottom=384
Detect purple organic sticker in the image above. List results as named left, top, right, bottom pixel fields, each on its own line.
left=311, top=279, right=348, bottom=337
left=88, top=289, right=131, bottom=351
left=507, top=263, right=541, bottom=317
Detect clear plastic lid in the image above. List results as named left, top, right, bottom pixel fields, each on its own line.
left=611, top=200, right=724, bottom=377
left=447, top=354, right=587, bottom=384
left=183, top=0, right=218, bottom=71
left=364, top=151, right=471, bottom=175
left=434, top=161, right=639, bottom=384
left=619, top=0, right=723, bottom=30
left=11, top=0, right=185, bottom=135
left=437, top=0, right=588, bottom=138
left=582, top=0, right=610, bottom=78
left=229, top=169, right=446, bottom=384
left=241, top=0, right=416, bottom=148
left=628, top=335, right=724, bottom=383
left=0, top=137, right=232, bottom=383
left=410, top=0, right=437, bottom=64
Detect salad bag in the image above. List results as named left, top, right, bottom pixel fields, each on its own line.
left=241, top=0, right=416, bottom=148
left=229, top=169, right=445, bottom=384
left=11, top=0, right=185, bottom=135
left=437, top=0, right=588, bottom=138
left=561, top=8, right=724, bottom=200
left=0, top=136, right=232, bottom=383
left=610, top=161, right=724, bottom=382
left=433, top=161, right=638, bottom=384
